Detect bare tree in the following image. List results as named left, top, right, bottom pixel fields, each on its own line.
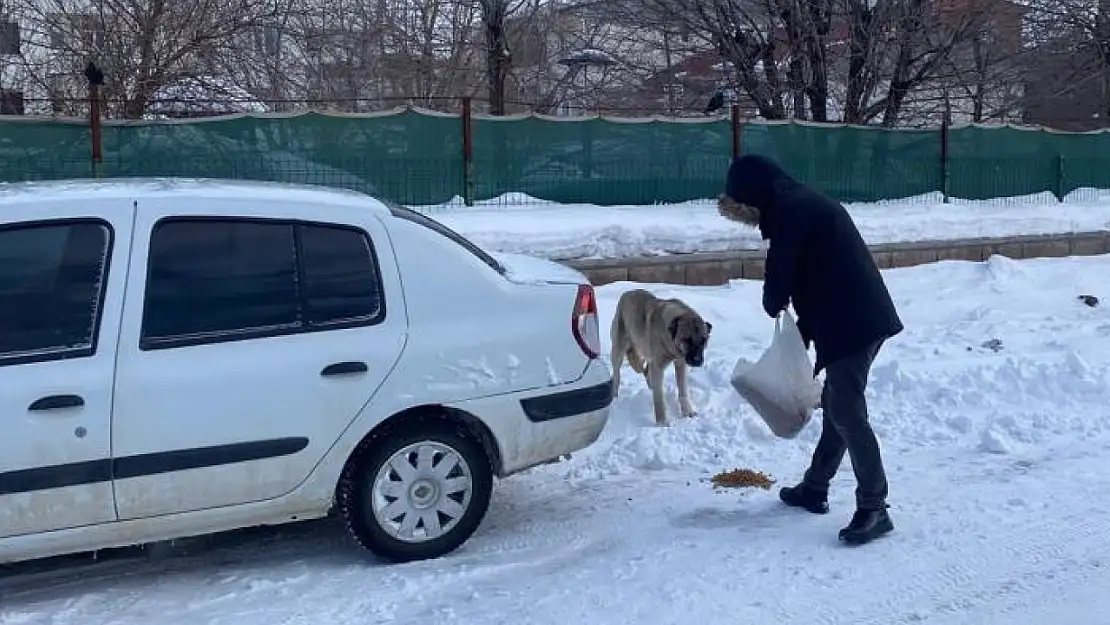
left=475, top=0, right=514, bottom=114
left=7, top=0, right=276, bottom=118
left=281, top=0, right=480, bottom=111
left=214, top=0, right=306, bottom=112
left=542, top=5, right=644, bottom=113
left=1023, top=0, right=1110, bottom=124
left=617, top=0, right=987, bottom=125
left=936, top=0, right=1027, bottom=124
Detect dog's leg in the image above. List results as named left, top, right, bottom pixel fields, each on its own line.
left=627, top=347, right=645, bottom=374
left=675, top=360, right=696, bottom=419
left=632, top=345, right=653, bottom=388
left=648, top=359, right=669, bottom=426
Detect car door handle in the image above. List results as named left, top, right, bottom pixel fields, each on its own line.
left=321, top=361, right=368, bottom=377
left=28, top=394, right=85, bottom=412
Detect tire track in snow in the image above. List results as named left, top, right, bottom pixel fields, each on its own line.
left=4, top=440, right=1109, bottom=625
left=250, top=479, right=625, bottom=625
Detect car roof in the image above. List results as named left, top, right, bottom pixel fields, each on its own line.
left=0, top=178, right=391, bottom=215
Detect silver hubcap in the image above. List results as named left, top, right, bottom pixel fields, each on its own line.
left=372, top=441, right=473, bottom=543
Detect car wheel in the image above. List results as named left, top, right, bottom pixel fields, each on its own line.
left=338, top=417, right=494, bottom=563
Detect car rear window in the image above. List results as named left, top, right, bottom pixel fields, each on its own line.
left=298, top=222, right=384, bottom=327
left=142, top=219, right=301, bottom=343
left=386, top=204, right=505, bottom=275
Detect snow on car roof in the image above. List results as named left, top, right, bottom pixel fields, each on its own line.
left=0, top=178, right=389, bottom=214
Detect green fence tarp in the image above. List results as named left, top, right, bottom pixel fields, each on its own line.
left=0, top=120, right=92, bottom=182
left=98, top=110, right=463, bottom=205
left=740, top=121, right=942, bottom=202
left=471, top=117, right=731, bottom=204
left=2, top=110, right=1110, bottom=205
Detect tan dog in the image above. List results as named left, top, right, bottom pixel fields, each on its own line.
left=610, top=289, right=713, bottom=426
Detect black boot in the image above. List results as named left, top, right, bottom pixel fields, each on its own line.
left=838, top=507, right=894, bottom=545
left=778, top=484, right=830, bottom=514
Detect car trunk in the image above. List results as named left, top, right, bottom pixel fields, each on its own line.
left=492, top=252, right=588, bottom=286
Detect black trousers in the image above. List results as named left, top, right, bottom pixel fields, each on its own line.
left=802, top=339, right=888, bottom=511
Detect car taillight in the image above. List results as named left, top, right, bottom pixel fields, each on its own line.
left=571, top=284, right=601, bottom=359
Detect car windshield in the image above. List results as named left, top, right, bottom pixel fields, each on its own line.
left=385, top=202, right=506, bottom=275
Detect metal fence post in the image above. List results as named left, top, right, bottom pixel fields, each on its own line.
left=461, top=97, right=474, bottom=207
left=1054, top=154, right=1065, bottom=201
left=730, top=104, right=741, bottom=160
left=85, top=61, right=104, bottom=178
left=940, top=118, right=950, bottom=203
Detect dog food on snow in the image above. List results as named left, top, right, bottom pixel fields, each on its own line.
left=710, top=468, right=776, bottom=490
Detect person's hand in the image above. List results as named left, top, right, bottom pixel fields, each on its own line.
left=763, top=296, right=787, bottom=319
left=796, top=315, right=813, bottom=349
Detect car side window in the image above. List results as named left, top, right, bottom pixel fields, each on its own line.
left=141, top=219, right=300, bottom=347
left=141, top=218, right=386, bottom=350
left=0, top=220, right=112, bottom=366
left=298, top=223, right=385, bottom=327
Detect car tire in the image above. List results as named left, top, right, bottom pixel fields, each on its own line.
left=338, top=415, right=494, bottom=563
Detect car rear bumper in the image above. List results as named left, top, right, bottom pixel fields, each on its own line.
left=446, top=360, right=613, bottom=477
left=519, top=379, right=613, bottom=423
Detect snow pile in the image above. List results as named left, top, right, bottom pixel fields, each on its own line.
left=567, top=253, right=1110, bottom=481
left=413, top=189, right=1110, bottom=261
left=5, top=254, right=1110, bottom=625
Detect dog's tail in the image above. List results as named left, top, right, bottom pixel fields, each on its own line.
left=610, top=304, right=625, bottom=347
left=611, top=305, right=641, bottom=372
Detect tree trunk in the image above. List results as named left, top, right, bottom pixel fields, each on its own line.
left=788, top=56, right=806, bottom=118
left=881, top=0, right=926, bottom=127
left=1098, top=0, right=1110, bottom=118
left=124, top=3, right=164, bottom=120
left=803, top=0, right=831, bottom=122
left=759, top=41, right=787, bottom=118
left=778, top=2, right=806, bottom=118
left=971, top=38, right=985, bottom=122
left=843, top=0, right=872, bottom=124
left=482, top=0, right=511, bottom=116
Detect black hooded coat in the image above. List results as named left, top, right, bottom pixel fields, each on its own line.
left=725, top=155, right=904, bottom=374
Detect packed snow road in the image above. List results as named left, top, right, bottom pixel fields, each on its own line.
left=4, top=254, right=1110, bottom=625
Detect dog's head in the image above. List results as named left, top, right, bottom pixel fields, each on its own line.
left=717, top=193, right=760, bottom=228
left=669, top=314, right=712, bottom=367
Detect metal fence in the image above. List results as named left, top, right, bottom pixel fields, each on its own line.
left=2, top=99, right=1110, bottom=206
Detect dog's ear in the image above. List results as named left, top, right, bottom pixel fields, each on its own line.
left=705, top=321, right=713, bottom=335
left=668, top=317, right=680, bottom=340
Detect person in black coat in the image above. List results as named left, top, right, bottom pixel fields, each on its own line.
left=718, top=154, right=904, bottom=545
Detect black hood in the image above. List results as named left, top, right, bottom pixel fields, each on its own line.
left=725, top=154, right=797, bottom=211
left=724, top=154, right=798, bottom=237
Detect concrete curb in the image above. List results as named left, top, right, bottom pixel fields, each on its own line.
left=563, top=231, right=1110, bottom=286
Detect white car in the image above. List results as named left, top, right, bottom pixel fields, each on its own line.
left=0, top=179, right=611, bottom=565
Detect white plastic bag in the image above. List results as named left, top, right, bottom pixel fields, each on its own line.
left=730, top=310, right=823, bottom=439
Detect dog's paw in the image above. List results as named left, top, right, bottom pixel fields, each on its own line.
left=681, top=410, right=698, bottom=419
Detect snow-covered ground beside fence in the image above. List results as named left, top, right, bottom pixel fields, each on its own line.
left=414, top=189, right=1110, bottom=261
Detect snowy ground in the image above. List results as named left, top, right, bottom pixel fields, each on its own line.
left=415, top=190, right=1110, bottom=261
left=4, top=254, right=1110, bottom=625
